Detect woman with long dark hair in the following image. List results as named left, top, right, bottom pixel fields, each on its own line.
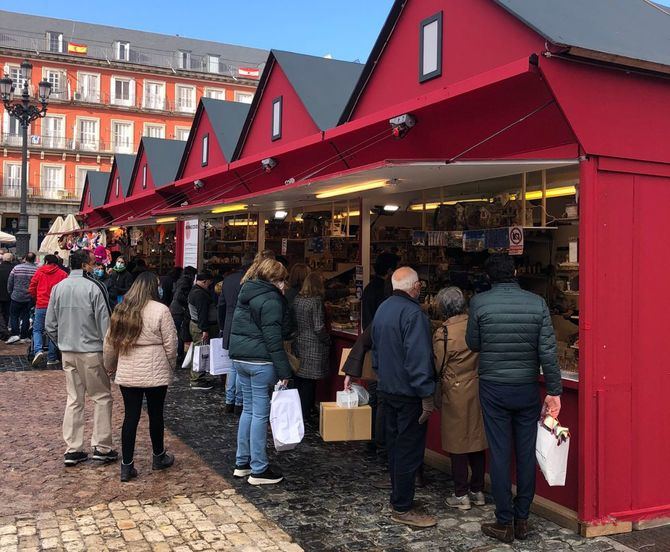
left=103, top=271, right=177, bottom=482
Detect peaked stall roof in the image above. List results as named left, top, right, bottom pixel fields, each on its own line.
left=81, top=171, right=111, bottom=210
left=234, top=49, right=364, bottom=159
left=493, top=0, right=670, bottom=69
left=201, top=98, right=250, bottom=161
left=139, top=137, right=187, bottom=189
left=106, top=153, right=136, bottom=201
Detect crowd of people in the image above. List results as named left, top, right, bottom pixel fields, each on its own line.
left=0, top=244, right=562, bottom=545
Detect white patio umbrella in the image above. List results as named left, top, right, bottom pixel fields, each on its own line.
left=39, top=215, right=64, bottom=256
left=61, top=214, right=81, bottom=234
left=0, top=231, right=16, bottom=244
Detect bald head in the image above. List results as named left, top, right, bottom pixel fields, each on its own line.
left=391, top=267, right=421, bottom=298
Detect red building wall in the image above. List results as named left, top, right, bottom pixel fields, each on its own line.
left=238, top=63, right=319, bottom=159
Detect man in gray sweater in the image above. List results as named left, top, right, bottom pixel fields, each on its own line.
left=46, top=249, right=117, bottom=466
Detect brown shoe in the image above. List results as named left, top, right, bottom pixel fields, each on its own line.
left=515, top=518, right=529, bottom=540
left=371, top=478, right=392, bottom=490
left=481, top=521, right=514, bottom=543
left=391, top=508, right=437, bottom=528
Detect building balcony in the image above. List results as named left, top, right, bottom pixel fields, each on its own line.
left=0, top=185, right=81, bottom=202
left=2, top=184, right=21, bottom=198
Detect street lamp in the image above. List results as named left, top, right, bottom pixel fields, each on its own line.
left=0, top=59, right=51, bottom=257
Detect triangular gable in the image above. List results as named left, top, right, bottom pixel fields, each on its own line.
left=128, top=138, right=186, bottom=197
left=234, top=50, right=363, bottom=160
left=176, top=98, right=249, bottom=180
left=105, top=153, right=136, bottom=204
left=79, top=171, right=110, bottom=212
left=341, top=0, right=544, bottom=122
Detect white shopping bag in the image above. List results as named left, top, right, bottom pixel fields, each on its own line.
left=192, top=344, right=210, bottom=373
left=269, top=384, right=304, bottom=452
left=209, top=338, right=232, bottom=375
left=181, top=344, right=194, bottom=369
left=535, top=416, right=570, bottom=486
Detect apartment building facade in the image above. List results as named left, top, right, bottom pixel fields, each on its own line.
left=0, top=9, right=266, bottom=251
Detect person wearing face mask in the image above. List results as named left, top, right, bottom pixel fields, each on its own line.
left=106, top=256, right=134, bottom=307
left=92, top=263, right=108, bottom=284
left=371, top=266, right=437, bottom=528
left=46, top=249, right=116, bottom=466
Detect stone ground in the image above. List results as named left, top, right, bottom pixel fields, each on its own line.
left=0, top=342, right=663, bottom=551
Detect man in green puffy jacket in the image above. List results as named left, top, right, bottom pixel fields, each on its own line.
left=466, top=254, right=562, bottom=544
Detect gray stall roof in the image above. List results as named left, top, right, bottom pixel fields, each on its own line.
left=84, top=171, right=111, bottom=209
left=109, top=154, right=136, bottom=200
left=141, top=138, right=187, bottom=189
left=494, top=0, right=670, bottom=68
left=201, top=98, right=250, bottom=161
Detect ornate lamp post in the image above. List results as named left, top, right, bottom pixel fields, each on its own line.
left=0, top=60, right=52, bottom=257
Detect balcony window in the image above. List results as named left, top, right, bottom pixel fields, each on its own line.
left=78, top=119, right=99, bottom=151
left=205, top=88, right=226, bottom=100
left=75, top=166, right=97, bottom=198
left=112, top=121, right=134, bottom=153
left=2, top=113, right=23, bottom=147
left=144, top=124, right=164, bottom=138
left=77, top=72, right=100, bottom=103
left=176, top=84, right=196, bottom=113
left=144, top=81, right=166, bottom=110
left=46, top=31, right=63, bottom=53
left=7, top=65, right=28, bottom=91
left=178, top=50, right=191, bottom=70
left=3, top=163, right=22, bottom=197
left=207, top=55, right=220, bottom=73
left=41, top=165, right=65, bottom=200
left=42, top=115, right=66, bottom=149
left=419, top=12, right=443, bottom=83
left=115, top=41, right=130, bottom=62
left=175, top=127, right=189, bottom=141
left=44, top=69, right=67, bottom=100
left=234, top=91, right=253, bottom=104
left=111, top=77, right=135, bottom=107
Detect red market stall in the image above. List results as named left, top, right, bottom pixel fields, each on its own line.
left=82, top=0, right=670, bottom=537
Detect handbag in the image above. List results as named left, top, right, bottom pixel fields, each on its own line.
left=433, top=325, right=448, bottom=410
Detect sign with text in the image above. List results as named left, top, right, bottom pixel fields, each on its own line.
left=183, top=219, right=200, bottom=268
left=281, top=238, right=288, bottom=256
left=508, top=226, right=524, bottom=256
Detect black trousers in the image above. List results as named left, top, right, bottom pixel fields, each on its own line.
left=368, top=381, right=386, bottom=448
left=0, top=301, right=9, bottom=338
left=384, top=395, right=427, bottom=512
left=120, top=386, right=168, bottom=464
left=293, top=375, right=317, bottom=420
left=451, top=450, right=486, bottom=496
left=172, top=315, right=185, bottom=360
left=478, top=380, right=541, bottom=524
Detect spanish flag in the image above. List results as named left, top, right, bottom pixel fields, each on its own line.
left=67, top=42, right=88, bottom=55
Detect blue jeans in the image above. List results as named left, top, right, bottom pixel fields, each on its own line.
left=235, top=360, right=277, bottom=474
left=479, top=380, right=541, bottom=524
left=9, top=300, right=31, bottom=339
left=33, top=308, right=58, bottom=361
left=225, top=361, right=243, bottom=406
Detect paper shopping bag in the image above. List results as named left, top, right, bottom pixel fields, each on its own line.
left=270, top=387, right=304, bottom=452
left=192, top=344, right=210, bottom=373
left=181, top=344, right=195, bottom=369
left=209, top=337, right=232, bottom=375
left=535, top=417, right=570, bottom=486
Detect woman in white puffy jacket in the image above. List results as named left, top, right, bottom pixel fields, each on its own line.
left=103, top=271, right=177, bottom=482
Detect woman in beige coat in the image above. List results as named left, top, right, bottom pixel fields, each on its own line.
left=104, top=271, right=178, bottom=482
left=433, top=287, right=487, bottom=511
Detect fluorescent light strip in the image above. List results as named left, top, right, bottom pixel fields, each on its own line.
left=211, top=203, right=248, bottom=214
left=316, top=180, right=386, bottom=199
left=156, top=216, right=177, bottom=223
left=410, top=198, right=488, bottom=211
left=520, top=186, right=576, bottom=201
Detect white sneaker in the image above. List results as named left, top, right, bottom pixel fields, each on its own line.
left=470, top=491, right=486, bottom=506
left=5, top=335, right=19, bottom=344
left=32, top=351, right=46, bottom=367
left=446, top=493, right=472, bottom=510
left=19, top=338, right=31, bottom=344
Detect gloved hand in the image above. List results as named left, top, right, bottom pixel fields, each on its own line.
left=418, top=396, right=435, bottom=424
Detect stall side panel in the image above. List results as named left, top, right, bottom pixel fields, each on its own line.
left=180, top=114, right=227, bottom=180
left=630, top=173, right=670, bottom=513
left=593, top=170, right=634, bottom=518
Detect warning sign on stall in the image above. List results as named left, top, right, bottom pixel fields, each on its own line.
left=508, top=226, right=524, bottom=255
left=281, top=238, right=288, bottom=256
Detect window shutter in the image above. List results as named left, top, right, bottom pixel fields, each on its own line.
left=129, top=79, right=136, bottom=106
left=111, top=77, right=116, bottom=101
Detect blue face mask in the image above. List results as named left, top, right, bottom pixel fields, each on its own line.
left=158, top=287, right=164, bottom=299
left=94, top=269, right=105, bottom=278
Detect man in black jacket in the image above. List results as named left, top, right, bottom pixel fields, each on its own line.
left=0, top=253, right=14, bottom=340
left=371, top=267, right=436, bottom=529
left=466, top=254, right=562, bottom=544
left=188, top=271, right=218, bottom=390
left=218, top=253, right=253, bottom=413
left=169, top=266, right=196, bottom=365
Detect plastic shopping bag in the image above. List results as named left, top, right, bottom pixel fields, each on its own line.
left=350, top=383, right=370, bottom=406
left=192, top=343, right=210, bottom=373
left=535, top=416, right=570, bottom=486
left=181, top=344, right=195, bottom=369
left=269, top=383, right=304, bottom=452
left=336, top=389, right=359, bottom=408
left=209, top=338, right=232, bottom=375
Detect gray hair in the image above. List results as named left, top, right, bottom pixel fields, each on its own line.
left=391, top=267, right=418, bottom=292
left=435, top=287, right=466, bottom=319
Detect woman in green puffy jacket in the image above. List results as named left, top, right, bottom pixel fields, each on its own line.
left=228, top=258, right=291, bottom=486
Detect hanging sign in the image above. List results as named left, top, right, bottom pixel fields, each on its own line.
left=183, top=219, right=199, bottom=268
left=355, top=265, right=364, bottom=300
left=508, top=226, right=524, bottom=256
left=281, top=238, right=288, bottom=256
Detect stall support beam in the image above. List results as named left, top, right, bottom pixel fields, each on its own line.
left=541, top=170, right=547, bottom=227
left=521, top=172, right=527, bottom=226
left=361, top=197, right=372, bottom=286
left=258, top=214, right=266, bottom=253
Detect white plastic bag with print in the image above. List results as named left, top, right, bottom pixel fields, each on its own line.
left=535, top=416, right=570, bottom=486
left=209, top=337, right=232, bottom=375
left=192, top=344, right=210, bottom=373
left=269, top=383, right=304, bottom=452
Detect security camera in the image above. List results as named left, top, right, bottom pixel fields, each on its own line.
left=193, top=179, right=204, bottom=190
left=261, top=157, right=278, bottom=173
left=389, top=113, right=416, bottom=139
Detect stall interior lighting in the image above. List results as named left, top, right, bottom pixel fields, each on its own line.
left=108, top=226, right=121, bottom=231
left=383, top=205, right=400, bottom=213
left=333, top=210, right=361, bottom=220
left=409, top=198, right=488, bottom=211
left=294, top=214, right=304, bottom=222
left=516, top=186, right=577, bottom=201
left=156, top=217, right=177, bottom=223
left=211, top=203, right=247, bottom=214
left=227, top=219, right=258, bottom=226
left=274, top=210, right=288, bottom=221
left=315, top=180, right=386, bottom=199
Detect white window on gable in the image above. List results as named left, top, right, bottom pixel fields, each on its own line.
left=46, top=31, right=63, bottom=53
left=207, top=55, right=220, bottom=73
left=116, top=41, right=130, bottom=61
left=201, top=134, right=209, bottom=166
left=115, top=176, right=120, bottom=198
left=142, top=164, right=148, bottom=189
left=419, top=12, right=443, bottom=83
left=271, top=96, right=282, bottom=141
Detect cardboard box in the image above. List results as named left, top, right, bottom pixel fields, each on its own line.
left=338, top=348, right=377, bottom=381
left=319, top=402, right=372, bottom=442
